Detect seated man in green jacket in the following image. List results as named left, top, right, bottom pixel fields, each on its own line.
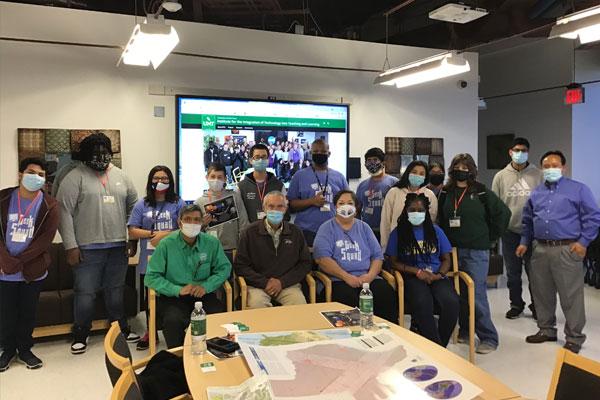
left=145, top=204, right=231, bottom=348
left=235, top=191, right=312, bottom=308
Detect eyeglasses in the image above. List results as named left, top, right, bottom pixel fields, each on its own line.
left=252, top=155, right=269, bottom=160
left=152, top=176, right=170, bottom=183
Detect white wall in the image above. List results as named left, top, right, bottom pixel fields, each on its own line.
left=573, top=49, right=600, bottom=200
left=0, top=1, right=479, bottom=196
left=478, top=39, right=573, bottom=186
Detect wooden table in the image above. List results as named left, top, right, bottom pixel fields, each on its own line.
left=184, top=302, right=520, bottom=400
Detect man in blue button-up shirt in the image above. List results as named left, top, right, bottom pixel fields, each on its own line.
left=517, top=150, right=600, bottom=353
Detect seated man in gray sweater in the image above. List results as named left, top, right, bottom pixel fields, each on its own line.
left=56, top=132, right=139, bottom=354
left=234, top=191, right=312, bottom=308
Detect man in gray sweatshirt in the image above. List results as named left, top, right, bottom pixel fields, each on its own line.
left=56, top=132, right=139, bottom=354
left=492, top=137, right=543, bottom=320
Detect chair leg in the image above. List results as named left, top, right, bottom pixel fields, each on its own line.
left=148, top=289, right=157, bottom=357
left=468, top=283, right=476, bottom=364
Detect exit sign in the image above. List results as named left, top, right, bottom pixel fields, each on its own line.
left=565, top=84, right=585, bottom=105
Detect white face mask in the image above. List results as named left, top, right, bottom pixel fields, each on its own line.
left=208, top=179, right=225, bottom=192
left=336, top=204, right=356, bottom=218
left=181, top=223, right=202, bottom=238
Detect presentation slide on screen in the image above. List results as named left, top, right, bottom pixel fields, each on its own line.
left=177, top=97, right=349, bottom=202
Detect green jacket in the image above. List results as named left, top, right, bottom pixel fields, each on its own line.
left=438, top=183, right=511, bottom=250
left=145, top=230, right=232, bottom=297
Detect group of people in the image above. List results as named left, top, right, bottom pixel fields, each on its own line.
left=204, top=137, right=312, bottom=183
left=1, top=132, right=599, bottom=374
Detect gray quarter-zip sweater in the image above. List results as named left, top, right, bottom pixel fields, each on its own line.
left=56, top=164, right=138, bottom=249
left=492, top=162, right=543, bottom=234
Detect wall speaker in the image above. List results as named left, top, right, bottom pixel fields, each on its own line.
left=348, top=157, right=361, bottom=179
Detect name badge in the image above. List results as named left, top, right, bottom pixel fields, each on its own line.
left=257, top=211, right=266, bottom=220
left=209, top=231, right=218, bottom=238
left=449, top=217, right=461, bottom=228
left=320, top=204, right=331, bottom=212
left=364, top=207, right=374, bottom=215
left=103, top=195, right=115, bottom=204
left=12, top=231, right=27, bottom=243
left=146, top=241, right=155, bottom=251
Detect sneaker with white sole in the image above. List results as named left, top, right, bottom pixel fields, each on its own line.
left=476, top=342, right=497, bottom=354
left=123, top=328, right=140, bottom=343
left=18, top=350, right=43, bottom=369
left=0, top=350, right=16, bottom=372
left=71, top=337, right=88, bottom=355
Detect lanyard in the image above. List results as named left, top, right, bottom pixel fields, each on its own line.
left=17, top=191, right=41, bottom=223
left=312, top=167, right=329, bottom=194
left=453, top=187, right=468, bottom=216
left=256, top=180, right=268, bottom=205
left=95, top=170, right=109, bottom=193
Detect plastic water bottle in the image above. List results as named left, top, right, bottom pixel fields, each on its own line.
left=359, top=282, right=374, bottom=330
left=190, top=301, right=207, bottom=355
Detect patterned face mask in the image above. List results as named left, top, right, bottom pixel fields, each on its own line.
left=86, top=151, right=112, bottom=171
left=365, top=160, right=384, bottom=176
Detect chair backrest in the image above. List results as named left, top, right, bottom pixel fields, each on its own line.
left=111, top=366, right=143, bottom=400
left=547, top=348, right=600, bottom=400
left=104, top=321, right=134, bottom=387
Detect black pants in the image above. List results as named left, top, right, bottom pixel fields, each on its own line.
left=404, top=275, right=459, bottom=347
left=0, top=279, right=44, bottom=353
left=330, top=279, right=398, bottom=323
left=158, top=293, right=224, bottom=348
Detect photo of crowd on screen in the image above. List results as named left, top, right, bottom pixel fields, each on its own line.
left=203, top=129, right=330, bottom=183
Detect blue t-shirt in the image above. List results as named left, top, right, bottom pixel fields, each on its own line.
left=385, top=225, right=452, bottom=273
left=313, top=218, right=383, bottom=278
left=2, top=189, right=45, bottom=282
left=356, top=175, right=399, bottom=230
left=127, top=198, right=185, bottom=273
left=287, top=167, right=349, bottom=233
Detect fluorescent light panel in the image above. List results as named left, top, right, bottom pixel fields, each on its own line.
left=550, top=5, right=600, bottom=44
left=120, top=17, right=179, bottom=69
left=374, top=53, right=470, bottom=88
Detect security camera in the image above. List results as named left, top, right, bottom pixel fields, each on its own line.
left=457, top=80, right=468, bottom=89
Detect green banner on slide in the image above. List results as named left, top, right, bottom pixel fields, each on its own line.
left=181, top=113, right=346, bottom=130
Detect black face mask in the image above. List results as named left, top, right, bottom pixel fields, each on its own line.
left=86, top=152, right=112, bottom=171
left=429, top=173, right=445, bottom=186
left=451, top=170, right=470, bottom=182
left=312, top=153, right=329, bottom=166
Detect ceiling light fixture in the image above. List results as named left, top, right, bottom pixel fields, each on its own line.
left=374, top=52, right=470, bottom=88
left=549, top=5, right=600, bottom=44
left=118, top=1, right=181, bottom=69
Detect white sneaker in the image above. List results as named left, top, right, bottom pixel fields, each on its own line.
left=476, top=342, right=497, bottom=354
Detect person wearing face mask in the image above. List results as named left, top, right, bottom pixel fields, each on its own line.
left=438, top=153, right=510, bottom=354
left=237, top=144, right=286, bottom=223
left=203, top=140, right=220, bottom=171
left=127, top=166, right=185, bottom=350
left=380, top=160, right=438, bottom=251
left=517, top=151, right=600, bottom=354
left=56, top=132, right=139, bottom=354
left=386, top=194, right=458, bottom=347
left=313, top=190, right=397, bottom=323
left=234, top=191, right=311, bottom=308
left=356, top=148, right=399, bottom=242
left=144, top=204, right=231, bottom=348
left=491, top=138, right=543, bottom=320
left=0, top=158, right=59, bottom=372
left=426, top=162, right=445, bottom=197
left=287, top=139, right=349, bottom=246
left=195, top=163, right=249, bottom=252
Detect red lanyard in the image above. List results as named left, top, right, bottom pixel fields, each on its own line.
left=95, top=170, right=109, bottom=190
left=256, top=180, right=268, bottom=204
left=454, top=187, right=468, bottom=214
left=17, top=191, right=41, bottom=223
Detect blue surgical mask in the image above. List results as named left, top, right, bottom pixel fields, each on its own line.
left=266, top=210, right=284, bottom=225
left=22, top=173, right=45, bottom=192
left=511, top=151, right=528, bottom=165
left=408, top=211, right=426, bottom=226
left=408, top=173, right=425, bottom=187
left=252, top=159, right=268, bottom=172
left=543, top=168, right=562, bottom=183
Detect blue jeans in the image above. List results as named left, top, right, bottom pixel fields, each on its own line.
left=73, top=246, right=128, bottom=336
left=458, top=248, right=499, bottom=347
left=501, top=231, right=533, bottom=310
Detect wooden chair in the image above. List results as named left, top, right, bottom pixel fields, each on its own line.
left=394, top=248, right=476, bottom=363
left=312, top=270, right=397, bottom=302
left=546, top=348, right=600, bottom=400
left=148, top=282, right=232, bottom=356
left=237, top=274, right=317, bottom=309
left=104, top=322, right=189, bottom=400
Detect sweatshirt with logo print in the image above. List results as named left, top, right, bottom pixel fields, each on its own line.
left=492, top=162, right=543, bottom=234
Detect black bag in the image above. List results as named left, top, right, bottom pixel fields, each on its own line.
left=488, top=243, right=504, bottom=276
left=137, top=350, right=189, bottom=400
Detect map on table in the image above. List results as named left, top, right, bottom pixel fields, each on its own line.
left=207, top=375, right=274, bottom=400
left=237, top=329, right=482, bottom=400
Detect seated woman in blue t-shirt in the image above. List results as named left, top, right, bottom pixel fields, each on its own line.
left=385, top=193, right=459, bottom=346
left=313, top=190, right=398, bottom=323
